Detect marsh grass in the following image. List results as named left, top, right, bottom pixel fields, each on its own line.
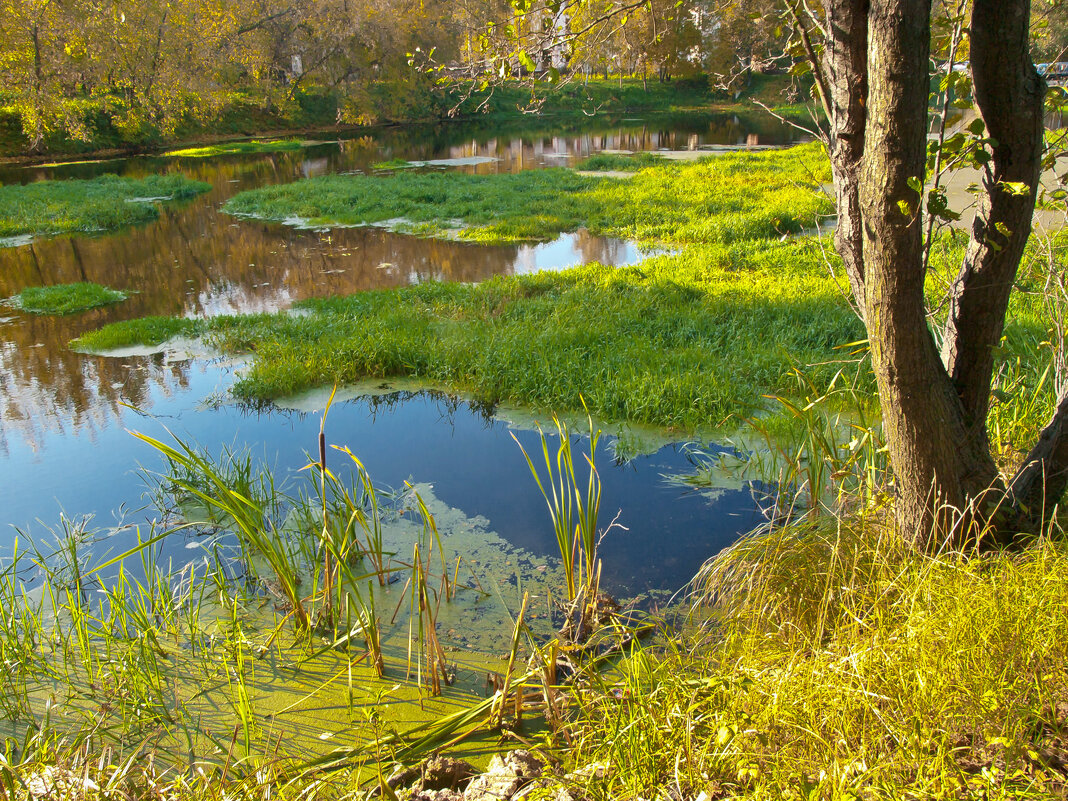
left=513, top=414, right=609, bottom=643
left=13, top=282, right=128, bottom=315
left=75, top=238, right=865, bottom=430
left=70, top=316, right=203, bottom=351
left=0, top=173, right=210, bottom=238
left=224, top=168, right=602, bottom=244
left=574, top=152, right=666, bottom=171
left=0, top=429, right=540, bottom=790
left=555, top=519, right=1068, bottom=801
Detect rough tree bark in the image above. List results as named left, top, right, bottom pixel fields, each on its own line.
left=813, top=0, right=1068, bottom=546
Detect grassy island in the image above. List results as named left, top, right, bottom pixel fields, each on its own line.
left=222, top=143, right=832, bottom=245
left=14, top=281, right=127, bottom=314
left=0, top=173, right=211, bottom=239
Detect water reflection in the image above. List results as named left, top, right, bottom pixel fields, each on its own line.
left=0, top=113, right=799, bottom=578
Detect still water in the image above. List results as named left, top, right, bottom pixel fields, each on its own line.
left=0, top=112, right=798, bottom=598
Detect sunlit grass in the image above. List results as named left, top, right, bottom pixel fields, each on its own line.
left=0, top=173, right=211, bottom=238
left=75, top=238, right=865, bottom=429
left=560, top=520, right=1068, bottom=800
left=14, top=281, right=127, bottom=315
left=223, top=142, right=833, bottom=245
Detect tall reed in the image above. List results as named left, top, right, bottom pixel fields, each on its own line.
left=513, top=413, right=604, bottom=639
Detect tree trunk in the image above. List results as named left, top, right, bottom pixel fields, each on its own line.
left=816, top=0, right=1061, bottom=546
left=939, top=0, right=1045, bottom=490
left=822, top=0, right=869, bottom=318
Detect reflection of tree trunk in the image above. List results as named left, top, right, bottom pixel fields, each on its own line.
left=70, top=239, right=87, bottom=282
left=29, top=245, right=44, bottom=283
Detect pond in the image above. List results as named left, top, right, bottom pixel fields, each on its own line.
left=0, top=111, right=801, bottom=599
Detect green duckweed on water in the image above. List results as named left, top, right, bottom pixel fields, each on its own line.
left=164, top=138, right=307, bottom=158
left=0, top=173, right=211, bottom=239
left=13, top=281, right=128, bottom=315
left=223, top=142, right=833, bottom=245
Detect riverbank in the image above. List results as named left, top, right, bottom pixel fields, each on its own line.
left=0, top=76, right=807, bottom=165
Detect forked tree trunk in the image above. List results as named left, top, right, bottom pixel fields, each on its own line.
left=816, top=0, right=1068, bottom=546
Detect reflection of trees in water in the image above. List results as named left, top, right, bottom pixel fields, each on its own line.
left=0, top=194, right=526, bottom=445
left=0, top=114, right=801, bottom=448
left=573, top=228, right=627, bottom=265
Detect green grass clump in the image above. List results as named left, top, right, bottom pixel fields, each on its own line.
left=164, top=138, right=305, bottom=157
left=15, top=282, right=127, bottom=315
left=371, top=158, right=416, bottom=170
left=575, top=151, right=666, bottom=171
left=77, top=238, right=864, bottom=428
left=559, top=521, right=1068, bottom=800
left=224, top=168, right=602, bottom=244
left=224, top=142, right=832, bottom=245
left=0, top=173, right=211, bottom=238
left=71, top=316, right=204, bottom=350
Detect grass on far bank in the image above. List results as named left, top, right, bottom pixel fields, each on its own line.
left=223, top=142, right=832, bottom=244
left=14, top=281, right=127, bottom=314
left=0, top=173, right=210, bottom=238
left=164, top=138, right=306, bottom=158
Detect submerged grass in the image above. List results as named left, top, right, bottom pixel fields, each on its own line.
left=13, top=281, right=127, bottom=315
left=0, top=173, right=210, bottom=238
left=223, top=142, right=832, bottom=244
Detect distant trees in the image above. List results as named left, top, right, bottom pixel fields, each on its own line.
left=0, top=0, right=467, bottom=147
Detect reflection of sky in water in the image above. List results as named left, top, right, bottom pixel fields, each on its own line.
left=0, top=358, right=763, bottom=598
left=511, top=230, right=672, bottom=275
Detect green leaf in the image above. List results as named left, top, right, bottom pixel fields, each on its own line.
left=968, top=118, right=986, bottom=136
left=518, top=51, right=535, bottom=72
left=906, top=176, right=924, bottom=194
left=998, top=180, right=1030, bottom=196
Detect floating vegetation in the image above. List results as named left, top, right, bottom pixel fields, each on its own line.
left=0, top=173, right=211, bottom=239
left=164, top=139, right=305, bottom=158
left=0, top=416, right=595, bottom=780
left=12, top=281, right=127, bottom=315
